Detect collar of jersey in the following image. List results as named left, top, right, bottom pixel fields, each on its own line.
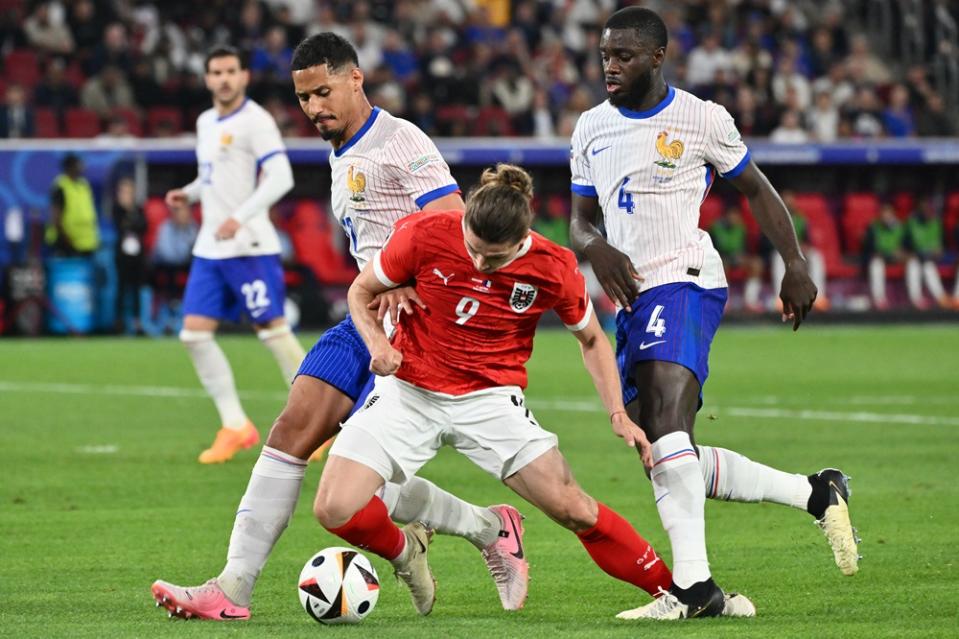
left=333, top=106, right=382, bottom=157
left=615, top=85, right=675, bottom=120
left=217, top=97, right=249, bottom=122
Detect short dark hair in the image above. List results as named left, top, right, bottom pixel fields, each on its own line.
left=62, top=153, right=81, bottom=171
left=604, top=7, right=668, bottom=50
left=465, top=164, right=535, bottom=245
left=291, top=32, right=359, bottom=72
left=204, top=45, right=247, bottom=72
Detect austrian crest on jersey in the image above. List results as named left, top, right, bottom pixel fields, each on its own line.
left=509, top=282, right=538, bottom=312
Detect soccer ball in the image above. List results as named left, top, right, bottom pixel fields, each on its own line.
left=297, top=547, right=380, bottom=624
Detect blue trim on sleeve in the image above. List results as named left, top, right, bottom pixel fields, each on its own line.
left=217, top=98, right=249, bottom=122
left=720, top=149, right=751, bottom=179
left=616, top=86, right=676, bottom=120
left=571, top=183, right=598, bottom=198
left=414, top=183, right=460, bottom=209
left=333, top=107, right=381, bottom=157
left=255, top=149, right=286, bottom=176
left=702, top=164, right=714, bottom=202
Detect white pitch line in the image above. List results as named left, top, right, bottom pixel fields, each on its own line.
left=1, top=380, right=956, bottom=427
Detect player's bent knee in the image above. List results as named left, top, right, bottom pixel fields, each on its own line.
left=542, top=491, right=597, bottom=532
left=178, top=328, right=214, bottom=347
left=313, top=490, right=356, bottom=530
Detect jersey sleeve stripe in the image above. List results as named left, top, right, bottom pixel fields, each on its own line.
left=564, top=298, right=593, bottom=332
left=255, top=149, right=286, bottom=174
left=372, top=251, right=400, bottom=288
left=571, top=183, right=598, bottom=197
left=719, top=149, right=751, bottom=178
left=414, top=183, right=460, bottom=208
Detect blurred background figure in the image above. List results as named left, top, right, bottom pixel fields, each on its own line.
left=862, top=203, right=907, bottom=310
left=0, top=84, right=35, bottom=138
left=112, top=176, right=147, bottom=334
left=152, top=200, right=198, bottom=333
left=905, top=197, right=951, bottom=309
left=768, top=192, right=829, bottom=311
left=709, top=204, right=764, bottom=312
left=46, top=154, right=99, bottom=256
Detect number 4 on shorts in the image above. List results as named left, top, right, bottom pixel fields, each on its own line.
left=646, top=304, right=666, bottom=337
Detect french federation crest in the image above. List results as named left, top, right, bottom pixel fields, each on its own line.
left=509, top=282, right=537, bottom=313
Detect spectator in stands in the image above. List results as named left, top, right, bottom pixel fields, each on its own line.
left=33, top=59, right=80, bottom=119
left=0, top=84, right=35, bottom=139
left=709, top=204, right=764, bottom=312
left=807, top=90, right=840, bottom=142
left=845, top=34, right=891, bottom=86
left=251, top=25, right=294, bottom=84
left=770, top=110, right=809, bottom=144
left=531, top=89, right=556, bottom=139
left=46, top=154, right=99, bottom=256
left=768, top=192, right=829, bottom=311
left=67, top=0, right=109, bottom=54
left=533, top=194, right=569, bottom=247
left=862, top=203, right=907, bottom=310
left=771, top=48, right=811, bottom=111
left=81, top=65, right=135, bottom=119
left=882, top=84, right=915, bottom=138
left=686, top=31, right=731, bottom=87
left=100, top=113, right=134, bottom=138
left=88, top=22, right=132, bottom=75
left=381, top=28, right=418, bottom=82
left=490, top=60, right=535, bottom=134
left=23, top=1, right=75, bottom=56
left=113, top=177, right=147, bottom=333
left=846, top=86, right=884, bottom=138
left=905, top=197, right=951, bottom=309
left=152, top=199, right=198, bottom=321
left=130, top=58, right=165, bottom=109
left=915, top=92, right=957, bottom=137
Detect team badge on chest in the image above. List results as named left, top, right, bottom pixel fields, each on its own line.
left=509, top=282, right=537, bottom=313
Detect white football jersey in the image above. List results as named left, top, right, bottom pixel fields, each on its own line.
left=329, top=107, right=459, bottom=269
left=570, top=86, right=751, bottom=293
left=192, top=98, right=286, bottom=259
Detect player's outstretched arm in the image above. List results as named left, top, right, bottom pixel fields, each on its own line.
left=348, top=262, right=403, bottom=375
left=729, top=161, right=818, bottom=330
left=570, top=194, right=642, bottom=311
left=571, top=312, right=653, bottom=467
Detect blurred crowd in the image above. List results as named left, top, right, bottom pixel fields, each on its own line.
left=1, top=0, right=957, bottom=139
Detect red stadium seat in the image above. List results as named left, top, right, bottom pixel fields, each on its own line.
left=143, top=197, right=169, bottom=253
left=4, top=49, right=39, bottom=88
left=736, top=196, right=762, bottom=250
left=945, top=192, right=959, bottom=249
left=147, top=107, right=183, bottom=136
left=110, top=107, right=142, bottom=136
left=891, top=192, right=915, bottom=220
left=289, top=200, right=357, bottom=285
left=63, top=61, right=86, bottom=89
left=64, top=107, right=101, bottom=137
left=698, top=194, right=724, bottom=230
left=472, top=106, right=513, bottom=136
left=34, top=107, right=59, bottom=137
left=841, top=192, right=880, bottom=254
left=794, top=193, right=858, bottom=278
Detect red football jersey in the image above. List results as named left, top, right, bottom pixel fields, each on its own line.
left=373, top=210, right=592, bottom=394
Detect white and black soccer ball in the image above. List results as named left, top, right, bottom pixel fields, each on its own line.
left=298, top=547, right=380, bottom=624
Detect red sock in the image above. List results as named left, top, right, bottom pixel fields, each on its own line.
left=576, top=502, right=672, bottom=597
left=326, top=496, right=406, bottom=560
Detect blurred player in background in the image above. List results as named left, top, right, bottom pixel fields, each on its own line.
left=318, top=163, right=691, bottom=615
left=166, top=45, right=301, bottom=464
left=153, top=33, right=527, bottom=621
left=570, top=7, right=858, bottom=620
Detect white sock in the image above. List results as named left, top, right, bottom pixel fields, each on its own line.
left=922, top=260, right=946, bottom=298
left=218, top=446, right=307, bottom=606
left=906, top=258, right=923, bottom=305
left=868, top=256, right=886, bottom=304
left=378, top=476, right=500, bottom=548
left=744, top=277, right=761, bottom=307
left=650, top=431, right=710, bottom=589
left=180, top=329, right=247, bottom=429
left=697, top=445, right=811, bottom=510
left=257, top=324, right=306, bottom=385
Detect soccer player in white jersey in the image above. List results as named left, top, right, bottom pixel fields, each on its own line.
left=165, top=46, right=304, bottom=464
left=569, top=8, right=859, bottom=620
left=152, top=34, right=527, bottom=620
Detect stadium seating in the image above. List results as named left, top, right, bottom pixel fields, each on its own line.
left=146, top=107, right=183, bottom=136
left=34, top=107, right=60, bottom=137
left=143, top=197, right=169, bottom=252
left=793, top=193, right=859, bottom=278
left=289, top=200, right=357, bottom=285
left=64, top=108, right=101, bottom=138
left=3, top=49, right=40, bottom=89
left=841, top=192, right=881, bottom=254
left=111, top=108, right=143, bottom=137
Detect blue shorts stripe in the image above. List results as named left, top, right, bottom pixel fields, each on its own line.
left=296, top=316, right=375, bottom=411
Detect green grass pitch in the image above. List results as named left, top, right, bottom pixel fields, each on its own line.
left=1, top=325, right=957, bottom=638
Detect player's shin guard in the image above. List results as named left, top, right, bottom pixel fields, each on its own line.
left=697, top=445, right=811, bottom=509
left=219, top=447, right=307, bottom=606
left=576, top=503, right=672, bottom=597
left=180, top=329, right=248, bottom=429
left=327, top=496, right=406, bottom=560
left=380, top=476, right=501, bottom=548
left=256, top=324, right=306, bottom=385
left=651, top=432, right=710, bottom=589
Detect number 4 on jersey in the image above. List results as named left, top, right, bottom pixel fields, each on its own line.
left=646, top=304, right=666, bottom=337
left=617, top=177, right=635, bottom=215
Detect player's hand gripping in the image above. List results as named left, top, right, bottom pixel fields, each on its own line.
left=584, top=240, right=643, bottom=311
left=367, top=286, right=426, bottom=324
left=779, top=257, right=818, bottom=331
left=369, top=341, right=403, bottom=376
left=610, top=411, right=653, bottom=468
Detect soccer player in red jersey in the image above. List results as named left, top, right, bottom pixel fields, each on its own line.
left=312, top=164, right=708, bottom=615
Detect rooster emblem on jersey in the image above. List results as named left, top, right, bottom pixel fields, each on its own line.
left=654, top=130, right=684, bottom=169
left=347, top=165, right=367, bottom=203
